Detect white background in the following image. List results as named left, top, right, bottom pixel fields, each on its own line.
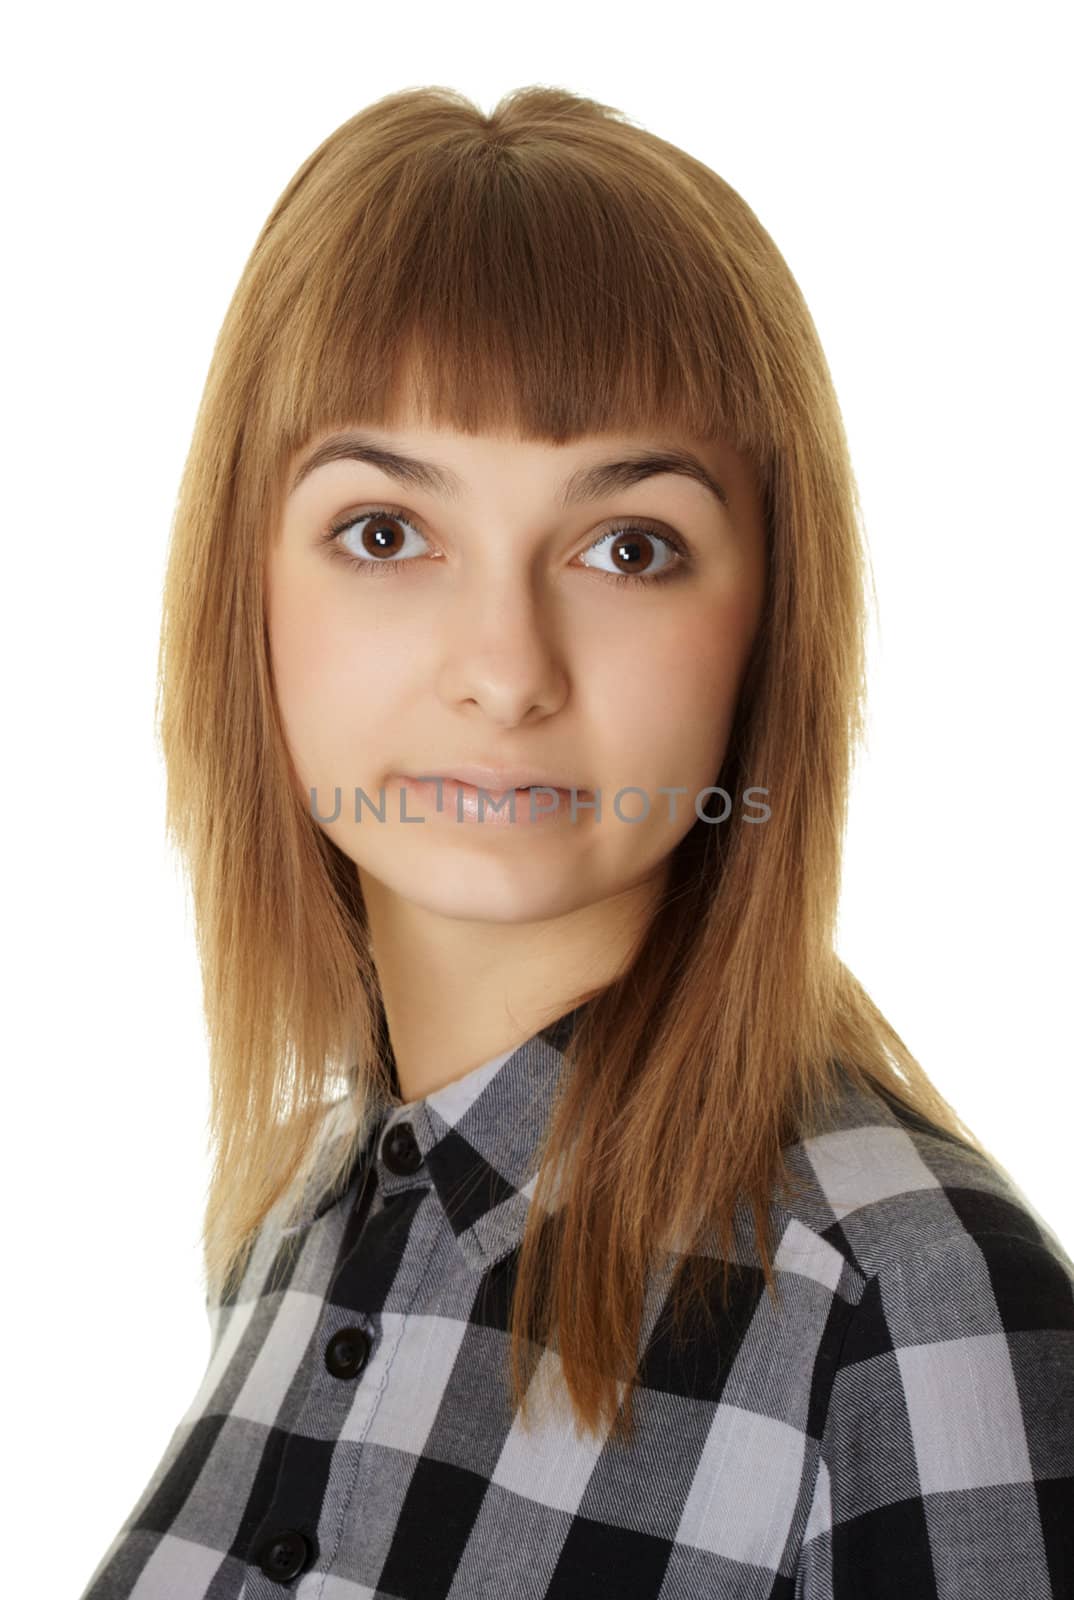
left=3, top=3, right=1070, bottom=1593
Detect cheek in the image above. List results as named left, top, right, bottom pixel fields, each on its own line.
left=687, top=592, right=761, bottom=713
left=266, top=558, right=410, bottom=776
left=684, top=597, right=762, bottom=780
left=582, top=589, right=760, bottom=780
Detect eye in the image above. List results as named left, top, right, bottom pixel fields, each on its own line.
left=322, top=506, right=432, bottom=575
left=578, top=525, right=686, bottom=586
left=319, top=505, right=692, bottom=588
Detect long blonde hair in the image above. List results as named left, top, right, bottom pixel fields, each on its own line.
left=158, top=84, right=992, bottom=1445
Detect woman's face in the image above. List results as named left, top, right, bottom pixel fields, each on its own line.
left=267, top=406, right=767, bottom=926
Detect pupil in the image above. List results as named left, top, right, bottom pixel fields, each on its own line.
left=367, top=519, right=399, bottom=555
left=618, top=537, right=650, bottom=570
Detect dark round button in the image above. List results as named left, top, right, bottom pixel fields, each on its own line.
left=325, top=1324, right=371, bottom=1379
left=381, top=1119, right=423, bottom=1175
left=254, top=1527, right=312, bottom=1582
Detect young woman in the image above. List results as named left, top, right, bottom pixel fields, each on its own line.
left=82, top=85, right=1073, bottom=1599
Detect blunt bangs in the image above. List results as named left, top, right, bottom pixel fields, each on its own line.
left=239, top=112, right=780, bottom=477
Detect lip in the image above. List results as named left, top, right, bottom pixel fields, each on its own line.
left=394, top=772, right=591, bottom=826
left=406, top=764, right=591, bottom=794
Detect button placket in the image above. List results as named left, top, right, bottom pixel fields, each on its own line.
left=248, top=1118, right=425, bottom=1589
left=311, top=1138, right=390, bottom=1405
left=324, top=1321, right=372, bottom=1380
left=252, top=1525, right=316, bottom=1584
left=381, top=1118, right=424, bottom=1175
left=309, top=1110, right=449, bottom=1588
left=317, top=1120, right=422, bottom=1387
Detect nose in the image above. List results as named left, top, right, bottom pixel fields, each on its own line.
left=435, top=571, right=569, bottom=726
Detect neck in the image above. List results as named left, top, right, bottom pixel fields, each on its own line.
left=359, top=865, right=667, bottom=1103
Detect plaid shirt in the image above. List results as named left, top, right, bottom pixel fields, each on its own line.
left=81, top=1007, right=1074, bottom=1598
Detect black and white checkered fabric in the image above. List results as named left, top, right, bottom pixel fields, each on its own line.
left=81, top=1008, right=1074, bottom=1597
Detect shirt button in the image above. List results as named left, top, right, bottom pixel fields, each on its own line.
left=325, top=1324, right=371, bottom=1380
left=253, top=1527, right=313, bottom=1583
left=382, top=1120, right=423, bottom=1175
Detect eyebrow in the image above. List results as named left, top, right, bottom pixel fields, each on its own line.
left=289, top=431, right=730, bottom=509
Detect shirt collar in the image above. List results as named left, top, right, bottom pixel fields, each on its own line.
left=302, top=1002, right=590, bottom=1271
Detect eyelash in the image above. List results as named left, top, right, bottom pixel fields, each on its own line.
left=318, top=504, right=692, bottom=589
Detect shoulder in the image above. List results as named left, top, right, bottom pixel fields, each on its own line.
left=787, top=1074, right=1074, bottom=1591
left=776, top=1062, right=1074, bottom=1417
left=779, top=1063, right=1074, bottom=1288
left=796, top=1226, right=1074, bottom=1593
left=831, top=1229, right=1074, bottom=1426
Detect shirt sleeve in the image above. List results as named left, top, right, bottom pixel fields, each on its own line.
left=795, top=1229, right=1074, bottom=1598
